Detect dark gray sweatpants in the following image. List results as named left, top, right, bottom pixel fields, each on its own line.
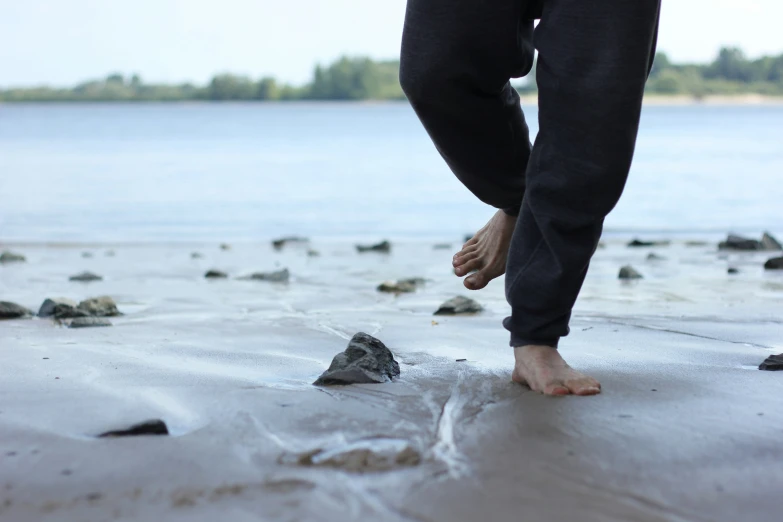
left=400, top=0, right=661, bottom=348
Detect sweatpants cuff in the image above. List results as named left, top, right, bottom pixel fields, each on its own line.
left=509, top=336, right=560, bottom=349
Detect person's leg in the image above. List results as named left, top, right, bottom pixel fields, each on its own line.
left=507, top=0, right=662, bottom=395
left=400, top=0, right=538, bottom=290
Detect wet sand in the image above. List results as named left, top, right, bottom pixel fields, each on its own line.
left=1, top=238, right=782, bottom=521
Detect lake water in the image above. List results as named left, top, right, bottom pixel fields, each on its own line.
left=1, top=102, right=781, bottom=242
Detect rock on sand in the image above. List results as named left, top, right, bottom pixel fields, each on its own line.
left=69, top=271, right=103, bottom=282
left=761, top=232, right=783, bottom=251
left=619, top=265, right=643, bottom=279
left=238, top=268, right=290, bottom=282
left=272, top=236, right=309, bottom=250
left=77, top=296, right=121, bottom=317
left=764, top=256, right=783, bottom=270
left=38, top=297, right=78, bottom=317
left=313, top=332, right=400, bottom=386
left=377, top=278, right=426, bottom=294
left=719, top=232, right=782, bottom=252
left=69, top=317, right=112, bottom=328
left=628, top=239, right=669, bottom=247
left=434, top=296, right=483, bottom=315
left=98, top=419, right=169, bottom=438
left=0, top=301, right=33, bottom=319
left=356, top=241, right=391, bottom=253
left=0, top=251, right=26, bottom=263
left=759, top=354, right=783, bottom=371
left=204, top=269, right=228, bottom=279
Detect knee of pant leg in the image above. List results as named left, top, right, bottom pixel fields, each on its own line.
left=399, top=56, right=445, bottom=107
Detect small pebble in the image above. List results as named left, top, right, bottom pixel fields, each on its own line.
left=456, top=358, right=467, bottom=362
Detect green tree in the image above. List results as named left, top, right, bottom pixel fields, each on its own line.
left=255, top=77, right=280, bottom=100
left=207, top=74, right=256, bottom=100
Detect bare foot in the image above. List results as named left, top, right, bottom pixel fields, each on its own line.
left=453, top=210, right=516, bottom=290
left=511, top=345, right=601, bottom=396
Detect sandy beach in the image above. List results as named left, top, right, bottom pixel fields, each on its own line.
left=1, top=236, right=782, bottom=522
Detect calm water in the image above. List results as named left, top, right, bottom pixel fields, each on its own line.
left=1, top=102, right=781, bottom=242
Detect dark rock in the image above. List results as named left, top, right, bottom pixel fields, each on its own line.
left=272, top=236, right=309, bottom=250
left=628, top=239, right=670, bottom=247
left=759, top=354, right=783, bottom=371
left=220, top=243, right=231, bottom=251
left=54, top=305, right=90, bottom=319
left=719, top=234, right=762, bottom=251
left=646, top=253, right=666, bottom=261
left=761, top=232, right=783, bottom=251
left=81, top=252, right=93, bottom=258
left=313, top=332, right=400, bottom=386
left=283, top=438, right=420, bottom=472
left=434, top=296, right=483, bottom=315
left=38, top=297, right=78, bottom=317
left=307, top=249, right=320, bottom=257
left=619, top=265, right=643, bottom=279
left=597, top=242, right=606, bottom=249
left=0, top=302, right=33, bottom=319
left=727, top=267, right=739, bottom=274
left=764, top=256, right=783, bottom=270
left=456, top=358, right=467, bottom=362
left=77, top=296, right=121, bottom=317
left=685, top=241, right=709, bottom=247
left=238, top=268, right=290, bottom=282
left=377, top=278, right=426, bottom=294
left=433, top=243, right=452, bottom=250
left=204, top=269, right=228, bottom=279
left=98, top=419, right=169, bottom=438
left=69, top=271, right=103, bottom=282
left=69, top=317, right=112, bottom=328
left=356, top=240, right=391, bottom=253
left=377, top=280, right=416, bottom=294
left=191, top=252, right=204, bottom=259
left=0, top=251, right=26, bottom=263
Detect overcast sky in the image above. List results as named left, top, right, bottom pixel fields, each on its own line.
left=0, top=0, right=780, bottom=87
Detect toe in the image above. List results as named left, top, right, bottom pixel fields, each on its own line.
left=565, top=377, right=601, bottom=396
left=456, top=258, right=483, bottom=277
left=464, top=273, right=486, bottom=289
left=465, top=265, right=498, bottom=289
left=453, top=250, right=479, bottom=268
left=543, top=382, right=571, bottom=396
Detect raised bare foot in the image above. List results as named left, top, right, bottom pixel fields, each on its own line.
left=511, top=345, right=601, bottom=396
left=453, top=210, right=516, bottom=290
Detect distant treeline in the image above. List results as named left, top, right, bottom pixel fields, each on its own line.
left=2, top=48, right=782, bottom=102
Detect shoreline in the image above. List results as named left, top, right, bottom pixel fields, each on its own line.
left=2, top=94, right=783, bottom=107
